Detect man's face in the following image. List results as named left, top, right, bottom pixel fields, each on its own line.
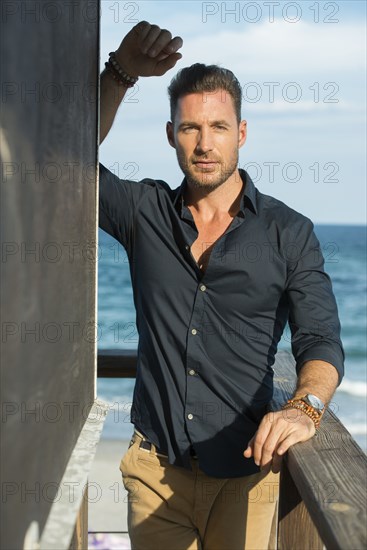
left=166, top=89, right=247, bottom=191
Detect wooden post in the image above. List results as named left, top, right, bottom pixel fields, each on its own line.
left=278, top=462, right=323, bottom=550
left=69, top=484, right=88, bottom=550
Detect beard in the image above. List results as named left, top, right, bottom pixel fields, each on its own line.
left=175, top=149, right=239, bottom=192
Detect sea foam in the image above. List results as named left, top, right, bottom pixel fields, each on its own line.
left=337, top=378, right=367, bottom=397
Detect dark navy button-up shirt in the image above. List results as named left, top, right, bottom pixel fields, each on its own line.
left=98, top=164, right=344, bottom=478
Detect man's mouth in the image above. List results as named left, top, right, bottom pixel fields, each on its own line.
left=193, top=160, right=218, bottom=169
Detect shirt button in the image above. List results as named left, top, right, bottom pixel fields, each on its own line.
left=187, top=413, right=194, bottom=420
left=185, top=245, right=190, bottom=250
left=199, top=284, right=206, bottom=292
left=188, top=369, right=196, bottom=376
left=191, top=328, right=197, bottom=335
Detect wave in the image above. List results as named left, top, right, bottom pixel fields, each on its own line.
left=345, top=423, right=367, bottom=436
left=337, top=378, right=367, bottom=397
left=344, top=349, right=367, bottom=360
left=98, top=394, right=133, bottom=410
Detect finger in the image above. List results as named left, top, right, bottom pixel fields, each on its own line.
left=134, top=20, right=151, bottom=41
left=243, top=436, right=254, bottom=458
left=155, top=37, right=184, bottom=63
left=146, top=29, right=172, bottom=58
left=155, top=53, right=183, bottom=76
left=257, top=430, right=283, bottom=470
left=252, top=416, right=273, bottom=466
left=277, top=422, right=315, bottom=456
left=276, top=433, right=298, bottom=456
left=140, top=25, right=163, bottom=55
left=162, top=36, right=183, bottom=55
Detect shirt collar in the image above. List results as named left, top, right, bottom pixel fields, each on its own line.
left=173, top=169, right=258, bottom=217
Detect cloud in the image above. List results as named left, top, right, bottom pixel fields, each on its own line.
left=181, top=20, right=365, bottom=77
left=245, top=99, right=359, bottom=114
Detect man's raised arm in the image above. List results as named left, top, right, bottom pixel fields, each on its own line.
left=100, top=21, right=183, bottom=144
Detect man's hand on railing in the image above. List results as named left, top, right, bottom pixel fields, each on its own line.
left=243, top=408, right=315, bottom=474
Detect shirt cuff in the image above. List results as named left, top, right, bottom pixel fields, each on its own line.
left=295, top=344, right=345, bottom=386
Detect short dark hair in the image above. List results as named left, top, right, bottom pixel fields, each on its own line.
left=167, top=63, right=242, bottom=123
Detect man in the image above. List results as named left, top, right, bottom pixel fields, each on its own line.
left=99, top=22, right=344, bottom=550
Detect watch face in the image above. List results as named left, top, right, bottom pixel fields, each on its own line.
left=306, top=394, right=325, bottom=411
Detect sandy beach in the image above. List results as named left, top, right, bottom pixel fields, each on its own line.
left=88, top=437, right=131, bottom=547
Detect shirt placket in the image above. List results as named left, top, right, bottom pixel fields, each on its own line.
left=184, top=278, right=208, bottom=434
left=182, top=214, right=245, bottom=441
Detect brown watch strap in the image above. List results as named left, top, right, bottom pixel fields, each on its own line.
left=281, top=397, right=324, bottom=429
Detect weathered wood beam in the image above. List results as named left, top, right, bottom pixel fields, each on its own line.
left=278, top=461, right=323, bottom=550
left=97, top=349, right=137, bottom=377
left=69, top=485, right=88, bottom=550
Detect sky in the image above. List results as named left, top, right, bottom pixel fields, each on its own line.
left=99, top=0, right=366, bottom=225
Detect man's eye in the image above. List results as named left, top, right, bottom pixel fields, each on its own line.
left=182, top=126, right=196, bottom=133
left=215, top=125, right=227, bottom=130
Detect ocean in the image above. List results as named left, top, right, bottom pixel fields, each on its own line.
left=96, top=224, right=367, bottom=451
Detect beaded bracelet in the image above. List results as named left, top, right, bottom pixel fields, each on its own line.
left=281, top=398, right=323, bottom=430
left=105, top=51, right=139, bottom=88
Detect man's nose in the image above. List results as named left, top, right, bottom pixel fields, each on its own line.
left=195, top=128, right=213, bottom=154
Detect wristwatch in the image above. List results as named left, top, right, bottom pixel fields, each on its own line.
left=302, top=393, right=325, bottom=413
left=281, top=393, right=325, bottom=429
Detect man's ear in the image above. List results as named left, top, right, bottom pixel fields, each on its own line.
left=166, top=121, right=176, bottom=148
left=238, top=120, right=247, bottom=149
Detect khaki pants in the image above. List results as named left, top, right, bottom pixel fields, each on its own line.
left=120, top=431, right=279, bottom=550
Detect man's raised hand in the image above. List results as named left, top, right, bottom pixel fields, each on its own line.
left=100, top=22, right=182, bottom=143
left=115, top=21, right=183, bottom=78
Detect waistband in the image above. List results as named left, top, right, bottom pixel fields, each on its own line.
left=133, top=429, right=197, bottom=459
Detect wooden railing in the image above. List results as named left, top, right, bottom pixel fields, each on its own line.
left=97, top=349, right=367, bottom=550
